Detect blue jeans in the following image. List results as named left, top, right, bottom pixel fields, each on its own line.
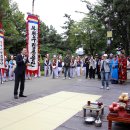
left=64, top=67, right=70, bottom=78
left=101, top=71, right=110, bottom=87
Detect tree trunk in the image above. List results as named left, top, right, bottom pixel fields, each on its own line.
left=0, top=22, right=2, bottom=29
left=126, top=21, right=130, bottom=56
left=89, top=33, right=93, bottom=55
left=0, top=13, right=3, bottom=29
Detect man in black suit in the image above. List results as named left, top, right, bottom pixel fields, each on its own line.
left=14, top=48, right=29, bottom=99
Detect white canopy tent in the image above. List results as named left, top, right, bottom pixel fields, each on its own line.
left=75, top=47, right=84, bottom=55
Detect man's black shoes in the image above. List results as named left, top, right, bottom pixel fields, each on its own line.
left=14, top=95, right=27, bottom=99
left=14, top=95, right=18, bottom=99
left=19, top=95, right=27, bottom=97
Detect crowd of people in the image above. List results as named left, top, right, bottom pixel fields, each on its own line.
left=0, top=54, right=40, bottom=84
left=0, top=50, right=130, bottom=90
left=0, top=48, right=130, bottom=99
left=43, top=51, right=129, bottom=89
left=44, top=53, right=98, bottom=79
left=0, top=55, right=16, bottom=83
left=44, top=52, right=130, bottom=90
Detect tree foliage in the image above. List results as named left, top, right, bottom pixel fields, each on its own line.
left=0, top=0, right=26, bottom=54
left=0, top=0, right=65, bottom=56
left=1, top=0, right=130, bottom=57
left=61, top=14, right=75, bottom=53
left=69, top=14, right=106, bottom=55
left=0, top=0, right=9, bottom=25
left=40, top=23, right=64, bottom=57
left=62, top=11, right=107, bottom=55
left=81, top=0, right=130, bottom=55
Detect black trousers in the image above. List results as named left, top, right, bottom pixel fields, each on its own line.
left=86, top=65, right=89, bottom=78
left=14, top=72, right=25, bottom=95
left=97, top=70, right=101, bottom=79
left=96, top=67, right=101, bottom=79
left=89, top=67, right=95, bottom=79
left=64, top=67, right=70, bottom=78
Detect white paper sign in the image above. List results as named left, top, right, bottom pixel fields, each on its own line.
left=27, top=22, right=38, bottom=71
left=0, top=35, right=4, bottom=68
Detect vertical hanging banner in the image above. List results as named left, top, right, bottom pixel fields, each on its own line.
left=0, top=32, right=5, bottom=68
left=26, top=14, right=40, bottom=74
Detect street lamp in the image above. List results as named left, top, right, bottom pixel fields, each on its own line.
left=105, top=17, right=113, bottom=46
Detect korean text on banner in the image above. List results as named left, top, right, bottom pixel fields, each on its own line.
left=27, top=15, right=39, bottom=72
left=0, top=33, right=4, bottom=68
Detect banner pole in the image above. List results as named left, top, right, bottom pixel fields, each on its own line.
left=0, top=22, right=4, bottom=84
left=32, top=0, right=35, bottom=14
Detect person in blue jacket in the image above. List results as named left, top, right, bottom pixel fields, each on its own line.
left=111, top=55, right=118, bottom=84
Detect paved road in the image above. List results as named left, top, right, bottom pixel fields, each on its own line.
left=0, top=76, right=130, bottom=130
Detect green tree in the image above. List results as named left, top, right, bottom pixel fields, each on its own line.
left=81, top=0, right=130, bottom=55
left=3, top=1, right=26, bottom=54
left=62, top=14, right=75, bottom=53
left=40, top=22, right=65, bottom=57
left=0, top=0, right=9, bottom=29
left=69, top=14, right=106, bottom=55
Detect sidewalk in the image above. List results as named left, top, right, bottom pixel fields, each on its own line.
left=0, top=76, right=130, bottom=130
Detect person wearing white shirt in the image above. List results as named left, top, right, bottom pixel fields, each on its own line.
left=52, top=55, right=58, bottom=79
left=9, top=55, right=16, bottom=81
left=89, top=56, right=96, bottom=79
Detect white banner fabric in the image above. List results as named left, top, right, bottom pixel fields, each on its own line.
left=27, top=22, right=38, bottom=71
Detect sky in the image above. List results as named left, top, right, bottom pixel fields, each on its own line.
left=14, top=0, right=97, bottom=34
